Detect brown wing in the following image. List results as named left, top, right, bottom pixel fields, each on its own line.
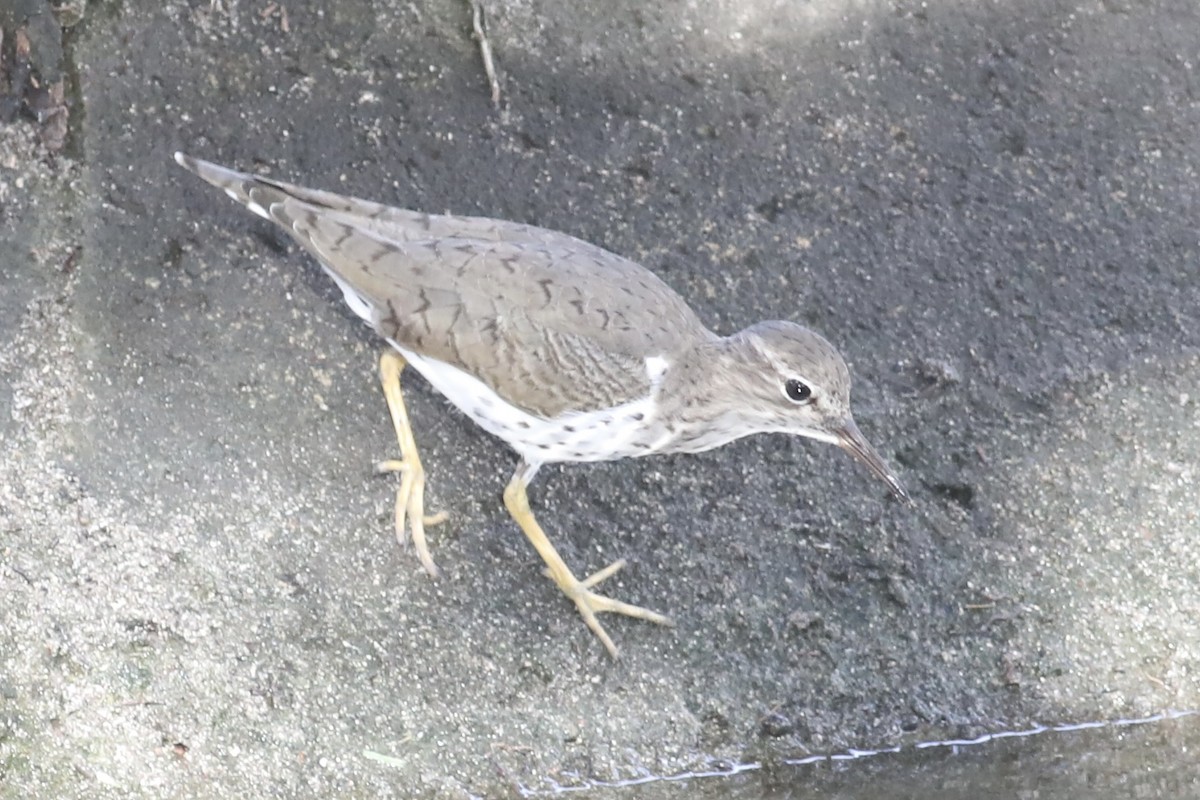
left=175, top=153, right=715, bottom=416
left=285, top=206, right=712, bottom=416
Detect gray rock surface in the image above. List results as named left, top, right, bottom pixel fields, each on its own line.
left=2, top=0, right=1197, bottom=796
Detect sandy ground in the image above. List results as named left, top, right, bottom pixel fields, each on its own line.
left=1, top=0, right=1197, bottom=797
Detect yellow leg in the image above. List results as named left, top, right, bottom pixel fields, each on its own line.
left=376, top=350, right=448, bottom=577
left=503, top=463, right=673, bottom=659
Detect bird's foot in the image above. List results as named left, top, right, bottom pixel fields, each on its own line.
left=545, top=558, right=674, bottom=658
left=376, top=456, right=448, bottom=577
left=378, top=349, right=448, bottom=576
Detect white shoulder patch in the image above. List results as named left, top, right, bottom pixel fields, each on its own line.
left=645, top=355, right=669, bottom=384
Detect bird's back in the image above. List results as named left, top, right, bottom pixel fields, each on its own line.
left=176, top=154, right=713, bottom=417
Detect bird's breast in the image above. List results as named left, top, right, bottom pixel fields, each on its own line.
left=391, top=342, right=671, bottom=464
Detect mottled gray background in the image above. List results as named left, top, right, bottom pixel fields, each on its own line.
left=1, top=0, right=1197, bottom=797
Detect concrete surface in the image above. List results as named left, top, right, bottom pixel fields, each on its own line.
left=1, top=0, right=1197, bottom=797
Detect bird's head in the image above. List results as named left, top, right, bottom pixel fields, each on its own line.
left=728, top=320, right=908, bottom=501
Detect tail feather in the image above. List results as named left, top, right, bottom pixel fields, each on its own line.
left=174, top=151, right=400, bottom=224
left=174, top=152, right=612, bottom=257
left=174, top=152, right=279, bottom=220
left=174, top=152, right=385, bottom=324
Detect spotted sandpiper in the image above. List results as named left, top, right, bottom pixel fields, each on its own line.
left=175, top=152, right=908, bottom=658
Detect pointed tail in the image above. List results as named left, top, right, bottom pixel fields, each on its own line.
left=174, top=152, right=286, bottom=221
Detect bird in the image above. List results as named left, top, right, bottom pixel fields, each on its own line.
left=174, top=152, right=908, bottom=658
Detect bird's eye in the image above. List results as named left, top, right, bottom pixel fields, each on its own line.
left=784, top=379, right=812, bottom=403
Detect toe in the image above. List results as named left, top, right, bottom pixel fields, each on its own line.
left=586, top=593, right=674, bottom=626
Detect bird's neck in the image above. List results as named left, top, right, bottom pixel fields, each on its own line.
left=648, top=332, right=763, bottom=454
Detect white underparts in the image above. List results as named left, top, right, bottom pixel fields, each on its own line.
left=389, top=339, right=663, bottom=464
